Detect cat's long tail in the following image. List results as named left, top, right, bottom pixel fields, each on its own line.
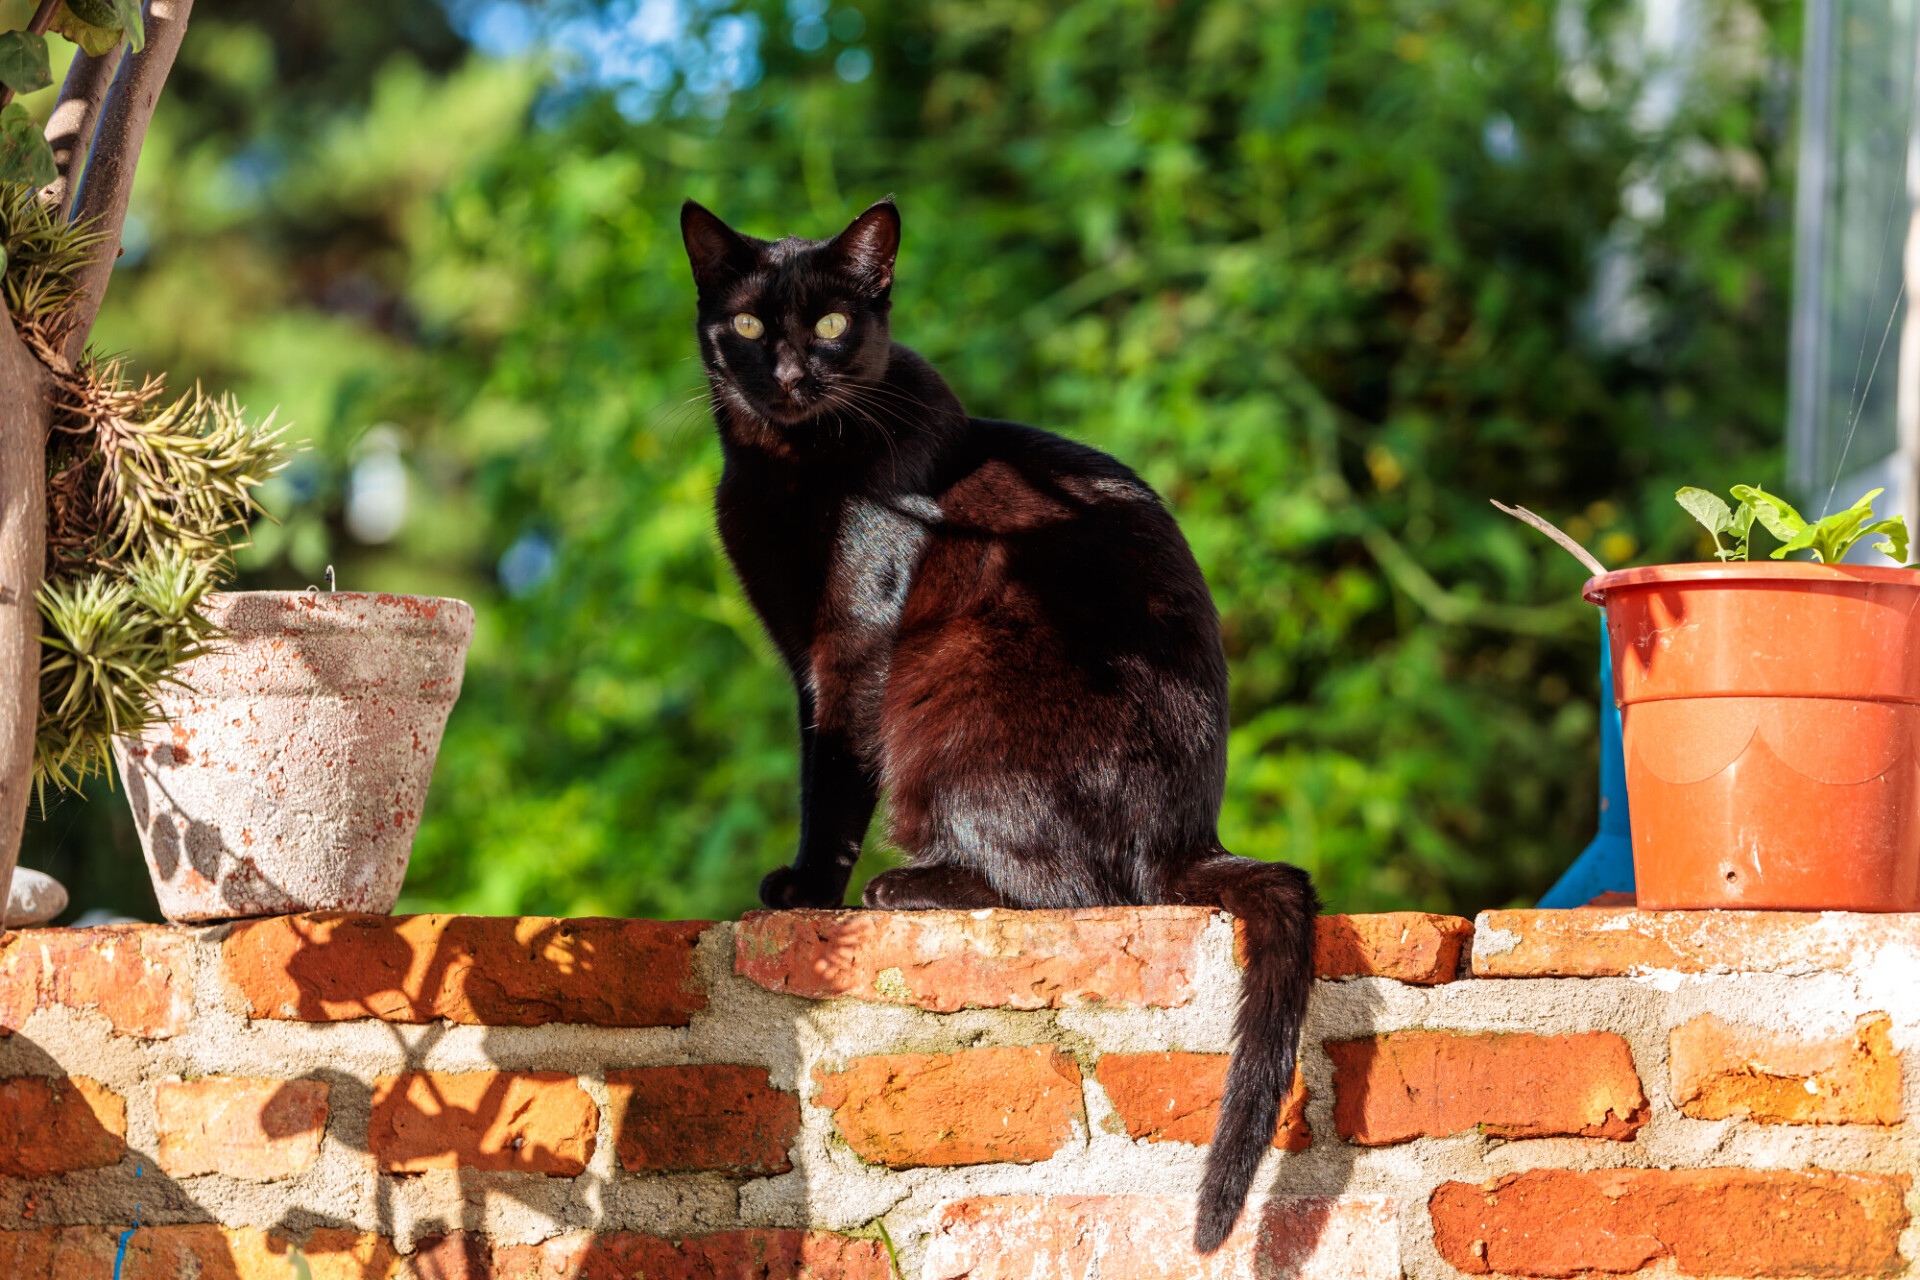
left=1171, top=851, right=1320, bottom=1255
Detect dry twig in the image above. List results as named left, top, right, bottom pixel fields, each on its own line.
left=1490, top=499, right=1608, bottom=578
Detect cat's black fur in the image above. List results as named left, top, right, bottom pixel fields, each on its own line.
left=681, top=197, right=1319, bottom=1254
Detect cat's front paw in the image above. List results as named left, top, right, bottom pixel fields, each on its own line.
left=860, top=872, right=906, bottom=910
left=759, top=864, right=843, bottom=910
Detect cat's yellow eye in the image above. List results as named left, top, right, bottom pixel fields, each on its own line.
left=731, top=313, right=765, bottom=339
left=814, top=312, right=849, bottom=340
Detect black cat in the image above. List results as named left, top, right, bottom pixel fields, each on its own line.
left=681, top=197, right=1318, bottom=1254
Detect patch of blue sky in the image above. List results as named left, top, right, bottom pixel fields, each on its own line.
left=442, top=0, right=764, bottom=122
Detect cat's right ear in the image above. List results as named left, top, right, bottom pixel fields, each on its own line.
left=681, top=201, right=756, bottom=290
left=829, top=198, right=900, bottom=296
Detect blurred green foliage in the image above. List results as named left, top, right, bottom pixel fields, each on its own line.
left=21, top=0, right=1796, bottom=921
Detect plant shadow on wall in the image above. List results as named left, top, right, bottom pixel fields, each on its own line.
left=231, top=913, right=852, bottom=1278
left=0, top=1029, right=271, bottom=1278
left=0, top=921, right=639, bottom=1280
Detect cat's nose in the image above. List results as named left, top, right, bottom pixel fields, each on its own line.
left=773, top=351, right=805, bottom=391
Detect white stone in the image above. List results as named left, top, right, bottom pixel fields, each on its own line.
left=4, top=866, right=67, bottom=926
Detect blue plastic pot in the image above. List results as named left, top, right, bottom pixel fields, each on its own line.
left=1537, top=609, right=1634, bottom=907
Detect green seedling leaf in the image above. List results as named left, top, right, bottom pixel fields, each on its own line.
left=1840, top=487, right=1883, bottom=519
left=50, top=0, right=130, bottom=57
left=1730, top=484, right=1807, bottom=544
left=0, top=30, right=52, bottom=95
left=1676, top=486, right=1760, bottom=560
left=1867, top=517, right=1909, bottom=564
left=0, top=103, right=56, bottom=188
left=1741, top=486, right=1908, bottom=564
left=1676, top=486, right=1744, bottom=559
left=1724, top=502, right=1756, bottom=559
left=1808, top=489, right=1881, bottom=562
left=1683, top=483, right=1905, bottom=564
left=1676, top=486, right=1732, bottom=534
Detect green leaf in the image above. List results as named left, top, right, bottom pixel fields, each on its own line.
left=49, top=1, right=128, bottom=57
left=1756, top=488, right=1906, bottom=563
left=1865, top=517, right=1909, bottom=565
left=0, top=31, right=52, bottom=96
left=1806, top=488, right=1890, bottom=563
left=1721, top=502, right=1756, bottom=560
left=92, top=0, right=145, bottom=52
left=1675, top=486, right=1732, bottom=535
left=1809, top=506, right=1870, bottom=563
left=1731, top=484, right=1807, bottom=544
left=1840, top=487, right=1883, bottom=519
left=1769, top=526, right=1820, bottom=559
left=0, top=103, right=56, bottom=188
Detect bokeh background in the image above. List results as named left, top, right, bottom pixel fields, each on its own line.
left=15, top=0, right=1794, bottom=923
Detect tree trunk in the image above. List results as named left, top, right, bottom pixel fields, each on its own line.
left=0, top=311, right=51, bottom=931
left=0, top=0, right=195, bottom=933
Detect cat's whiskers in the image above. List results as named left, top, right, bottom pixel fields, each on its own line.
left=818, top=387, right=897, bottom=472
left=650, top=381, right=723, bottom=448
left=840, top=378, right=939, bottom=438
left=821, top=384, right=908, bottom=477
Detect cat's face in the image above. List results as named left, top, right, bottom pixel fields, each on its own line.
left=681, top=199, right=899, bottom=430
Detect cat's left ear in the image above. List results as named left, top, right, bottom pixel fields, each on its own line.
left=829, top=198, right=900, bottom=296
left=682, top=200, right=759, bottom=291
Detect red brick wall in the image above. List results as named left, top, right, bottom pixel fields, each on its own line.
left=0, top=907, right=1913, bottom=1278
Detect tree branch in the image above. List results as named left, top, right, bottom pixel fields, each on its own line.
left=0, top=310, right=52, bottom=937
left=41, top=50, right=126, bottom=222
left=1359, top=524, right=1591, bottom=637
left=63, top=0, right=194, bottom=365
left=24, top=0, right=60, bottom=37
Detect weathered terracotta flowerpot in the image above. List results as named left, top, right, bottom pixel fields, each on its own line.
left=114, top=591, right=474, bottom=923
left=1586, top=562, right=1920, bottom=911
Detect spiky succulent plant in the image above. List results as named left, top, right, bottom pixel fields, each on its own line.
left=3, top=181, right=291, bottom=794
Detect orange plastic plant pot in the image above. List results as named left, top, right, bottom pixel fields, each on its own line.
left=1585, top=562, right=1920, bottom=911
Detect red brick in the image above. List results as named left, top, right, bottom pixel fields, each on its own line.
left=222, top=913, right=708, bottom=1026
left=812, top=1045, right=1085, bottom=1167
left=1473, top=909, right=1920, bottom=978
left=489, top=1230, right=890, bottom=1279
left=1431, top=1169, right=1909, bottom=1278
left=1311, top=913, right=1473, bottom=983
left=0, top=925, right=191, bottom=1039
left=923, top=1195, right=1400, bottom=1280
left=0, top=1228, right=108, bottom=1280
left=737, top=906, right=1211, bottom=1010
left=369, top=1071, right=596, bottom=1174
left=0, top=1076, right=125, bottom=1177
left=1669, top=1014, right=1901, bottom=1125
left=0, top=1226, right=401, bottom=1280
left=1096, top=1053, right=1309, bottom=1150
left=606, top=1064, right=799, bottom=1174
left=407, top=1232, right=488, bottom=1280
left=156, top=1076, right=329, bottom=1180
left=1327, top=1030, right=1647, bottom=1145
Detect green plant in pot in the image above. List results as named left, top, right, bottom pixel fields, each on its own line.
left=1583, top=484, right=1920, bottom=911
left=4, top=6, right=478, bottom=927
left=3, top=184, right=288, bottom=909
